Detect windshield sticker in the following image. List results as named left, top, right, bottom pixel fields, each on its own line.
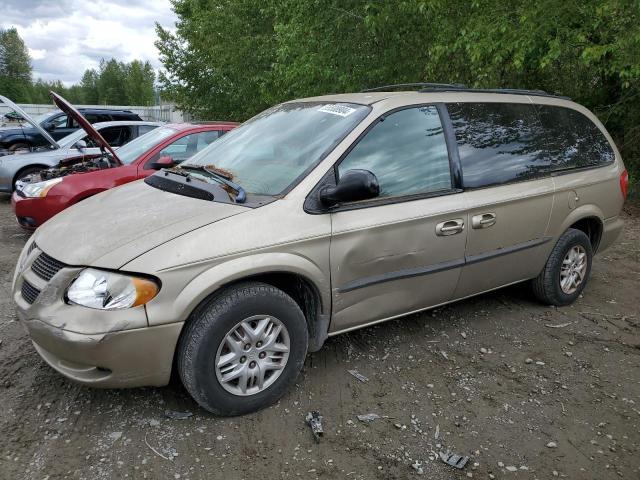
left=318, top=104, right=357, bottom=117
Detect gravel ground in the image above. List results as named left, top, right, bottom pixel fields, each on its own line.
left=0, top=194, right=638, bottom=480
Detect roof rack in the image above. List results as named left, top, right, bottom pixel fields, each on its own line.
left=361, top=82, right=467, bottom=92
left=418, top=86, right=570, bottom=100
left=361, top=83, right=570, bottom=100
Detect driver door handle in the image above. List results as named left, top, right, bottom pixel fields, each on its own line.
left=471, top=212, right=497, bottom=229
left=435, top=218, right=465, bottom=236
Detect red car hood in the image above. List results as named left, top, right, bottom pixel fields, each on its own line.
left=50, top=91, right=122, bottom=165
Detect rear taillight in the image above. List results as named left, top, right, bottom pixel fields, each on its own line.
left=620, top=169, right=629, bottom=200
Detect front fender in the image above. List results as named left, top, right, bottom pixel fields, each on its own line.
left=144, top=252, right=331, bottom=327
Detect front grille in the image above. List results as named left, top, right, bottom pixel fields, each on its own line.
left=27, top=241, right=37, bottom=256
left=21, top=280, right=41, bottom=304
left=31, top=252, right=66, bottom=281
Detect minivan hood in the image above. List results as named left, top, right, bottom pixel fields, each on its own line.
left=0, top=94, right=60, bottom=149
left=33, top=180, right=247, bottom=268
left=50, top=92, right=122, bottom=165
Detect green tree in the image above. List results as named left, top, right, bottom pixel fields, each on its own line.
left=125, top=60, right=155, bottom=105
left=80, top=69, right=99, bottom=104
left=97, top=58, right=128, bottom=104
left=0, top=27, right=32, bottom=102
left=156, top=0, right=278, bottom=120
left=156, top=0, right=640, bottom=189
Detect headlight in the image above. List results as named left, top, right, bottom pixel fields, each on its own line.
left=20, top=178, right=62, bottom=198
left=66, top=268, right=159, bottom=310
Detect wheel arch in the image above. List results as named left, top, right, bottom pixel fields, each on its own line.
left=12, top=164, right=50, bottom=187
left=554, top=204, right=605, bottom=253
left=160, top=253, right=331, bottom=354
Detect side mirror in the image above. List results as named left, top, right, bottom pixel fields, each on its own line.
left=75, top=139, right=87, bottom=150
left=43, top=121, right=56, bottom=131
left=319, top=169, right=380, bottom=207
left=150, top=155, right=175, bottom=170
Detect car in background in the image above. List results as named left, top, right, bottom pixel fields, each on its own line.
left=0, top=120, right=161, bottom=192
left=13, top=93, right=237, bottom=228
left=0, top=95, right=143, bottom=154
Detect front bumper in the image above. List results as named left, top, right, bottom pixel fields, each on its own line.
left=23, top=318, right=183, bottom=388
left=13, top=243, right=183, bottom=388
left=12, top=191, right=67, bottom=229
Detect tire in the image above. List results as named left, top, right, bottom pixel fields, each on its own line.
left=177, top=282, right=308, bottom=416
left=8, top=142, right=30, bottom=153
left=13, top=166, right=45, bottom=190
left=532, top=228, right=593, bottom=306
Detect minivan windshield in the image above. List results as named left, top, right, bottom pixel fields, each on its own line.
left=116, top=125, right=176, bottom=164
left=182, top=102, right=370, bottom=196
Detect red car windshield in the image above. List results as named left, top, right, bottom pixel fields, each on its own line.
left=117, top=126, right=177, bottom=164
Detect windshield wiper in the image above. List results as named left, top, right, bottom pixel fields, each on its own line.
left=178, top=165, right=246, bottom=203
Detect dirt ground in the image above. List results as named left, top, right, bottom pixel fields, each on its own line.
left=0, top=194, right=638, bottom=480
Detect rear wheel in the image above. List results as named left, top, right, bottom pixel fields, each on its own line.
left=177, top=282, right=308, bottom=416
left=532, top=228, right=592, bottom=306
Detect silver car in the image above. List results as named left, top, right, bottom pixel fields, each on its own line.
left=0, top=96, right=160, bottom=192
left=12, top=86, right=627, bottom=416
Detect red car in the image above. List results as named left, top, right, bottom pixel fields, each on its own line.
left=13, top=93, right=237, bottom=229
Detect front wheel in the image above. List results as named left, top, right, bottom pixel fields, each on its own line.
left=532, top=228, right=593, bottom=306
left=177, top=282, right=308, bottom=416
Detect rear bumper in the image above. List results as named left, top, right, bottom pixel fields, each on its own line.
left=23, top=317, right=183, bottom=388
left=12, top=191, right=67, bottom=229
left=598, top=216, right=624, bottom=253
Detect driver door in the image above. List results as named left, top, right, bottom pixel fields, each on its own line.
left=329, top=105, right=467, bottom=333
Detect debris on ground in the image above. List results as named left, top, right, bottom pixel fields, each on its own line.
left=545, top=322, right=573, bottom=328
left=347, top=369, right=369, bottom=383
left=439, top=450, right=470, bottom=469
left=144, top=433, right=171, bottom=461
left=164, top=410, right=193, bottom=420
left=357, top=413, right=380, bottom=423
left=546, top=441, right=558, bottom=448
left=411, top=461, right=424, bottom=475
left=305, top=411, right=324, bottom=442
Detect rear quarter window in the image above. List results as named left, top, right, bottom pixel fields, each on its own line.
left=448, top=102, right=549, bottom=188
left=535, top=105, right=615, bottom=172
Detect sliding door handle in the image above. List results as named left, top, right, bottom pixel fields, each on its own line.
left=436, top=219, right=464, bottom=236
left=471, top=212, right=496, bottom=229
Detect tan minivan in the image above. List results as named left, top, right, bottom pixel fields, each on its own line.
left=13, top=85, right=628, bottom=415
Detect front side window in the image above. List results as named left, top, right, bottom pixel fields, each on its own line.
left=338, top=106, right=451, bottom=198
left=448, top=102, right=549, bottom=188
left=96, top=126, right=130, bottom=147
left=536, top=105, right=614, bottom=171
left=183, top=102, right=371, bottom=196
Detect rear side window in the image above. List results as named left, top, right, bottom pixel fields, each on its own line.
left=84, top=113, right=111, bottom=123
left=536, top=105, right=614, bottom=171
left=338, top=106, right=451, bottom=198
left=448, top=102, right=549, bottom=188
left=138, top=125, right=158, bottom=136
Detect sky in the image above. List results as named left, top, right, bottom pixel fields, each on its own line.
left=0, top=0, right=178, bottom=86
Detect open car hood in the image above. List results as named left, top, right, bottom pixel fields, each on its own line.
left=50, top=91, right=122, bottom=165
left=0, top=94, right=60, bottom=149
